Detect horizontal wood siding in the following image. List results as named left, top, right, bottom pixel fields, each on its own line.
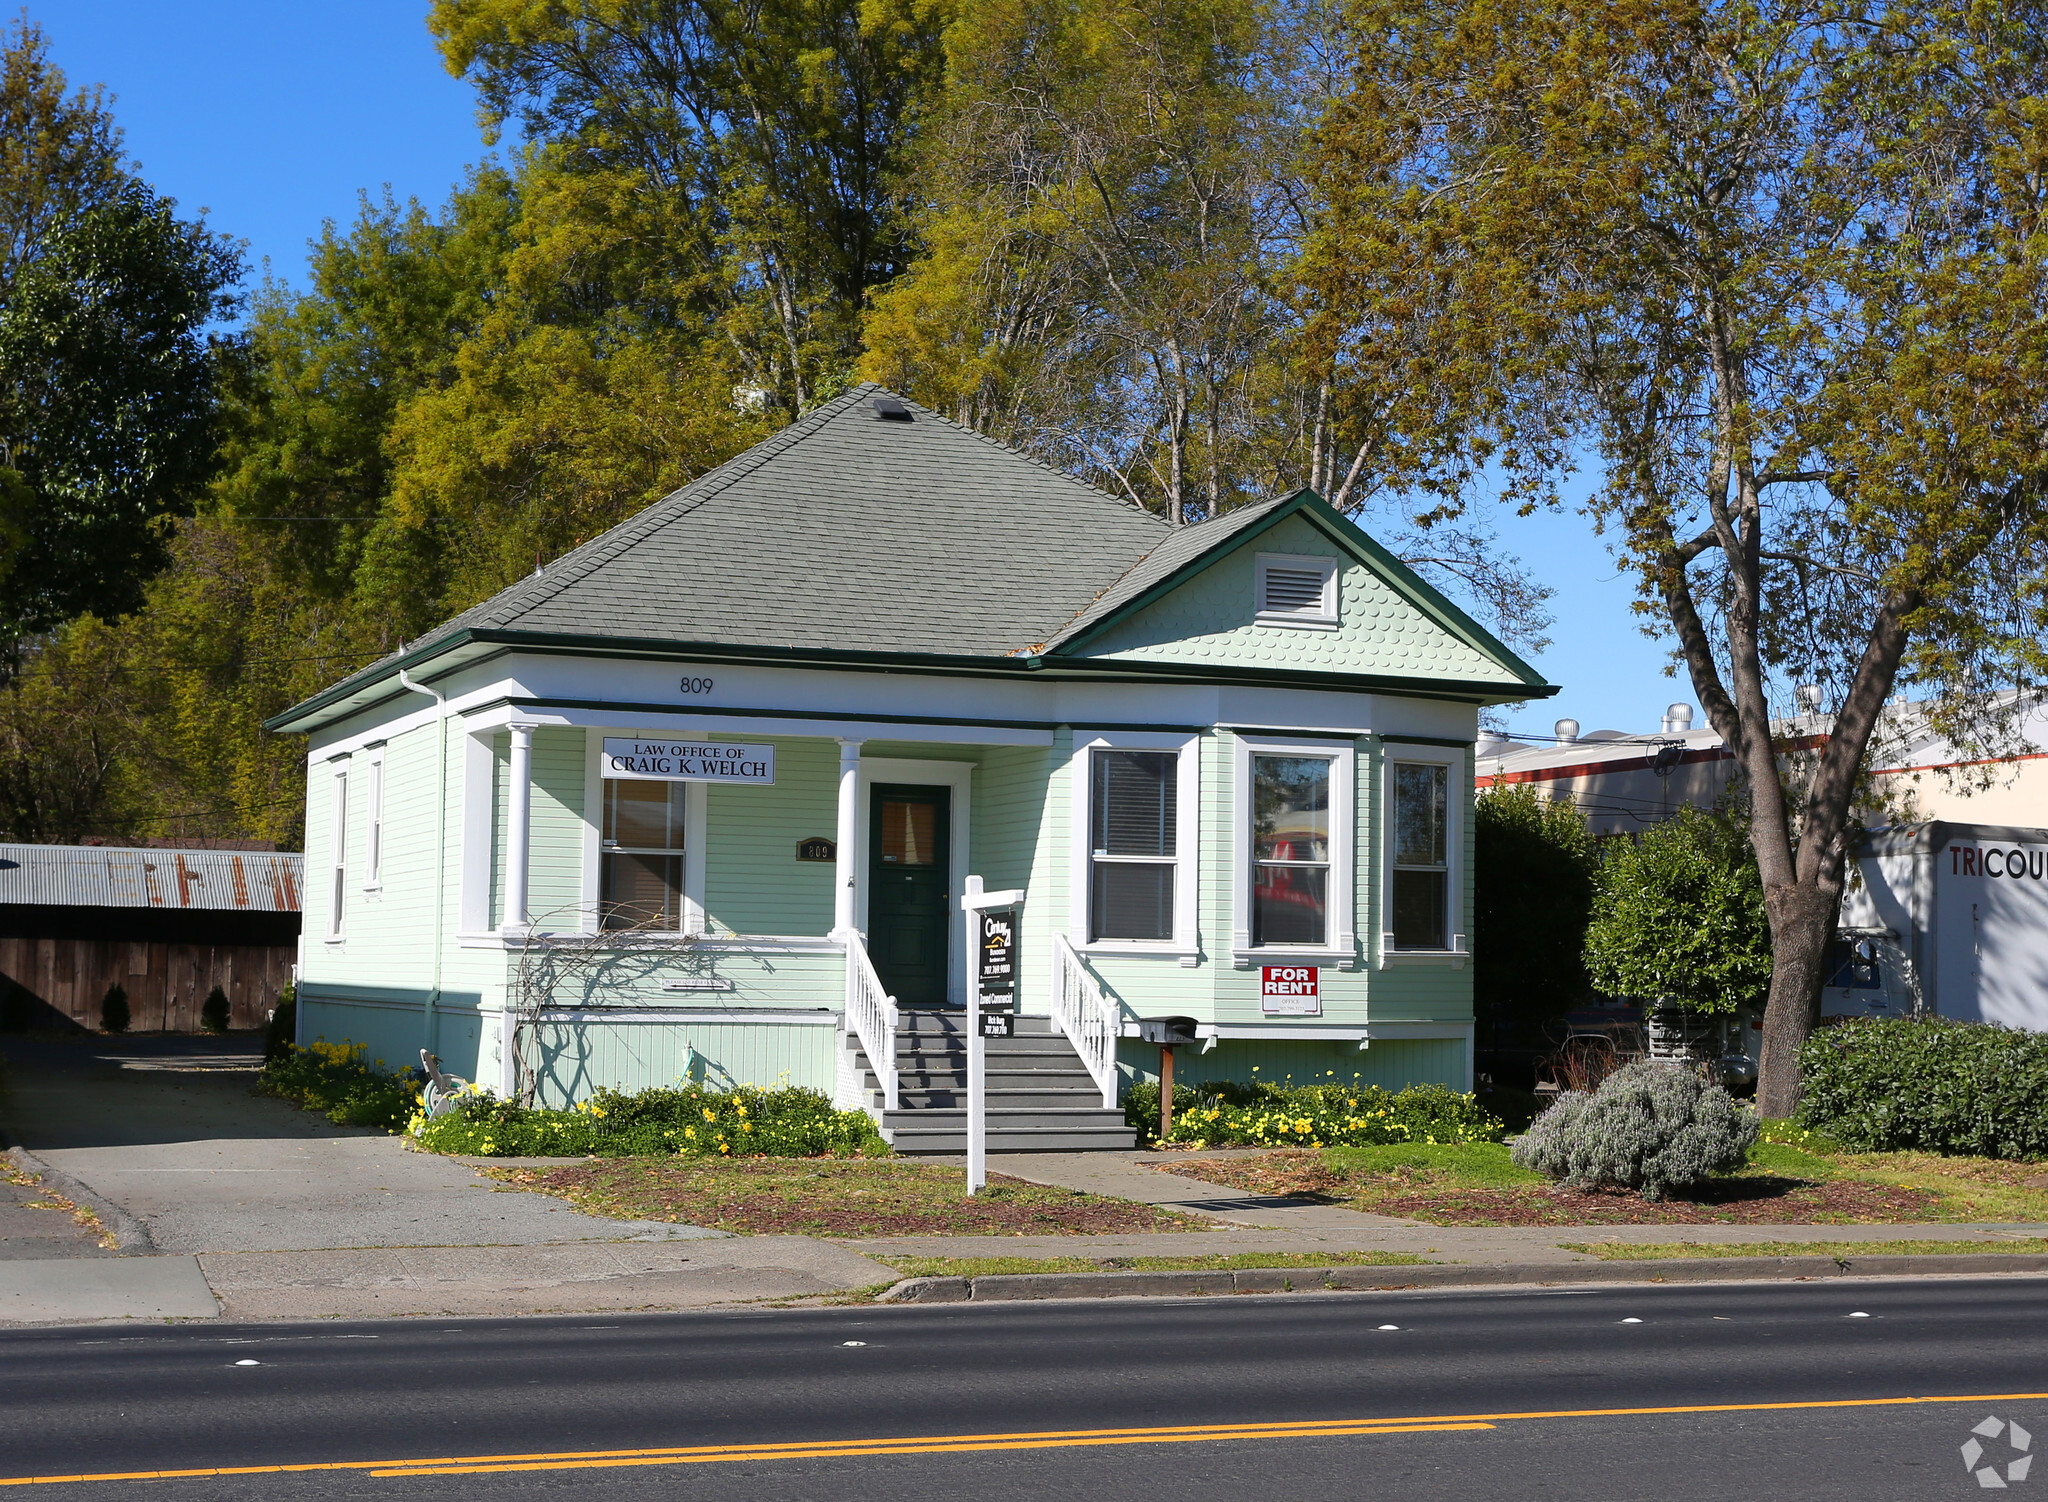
left=527, top=1017, right=835, bottom=1107
left=0, top=935, right=293, bottom=1032
left=702, top=738, right=837, bottom=936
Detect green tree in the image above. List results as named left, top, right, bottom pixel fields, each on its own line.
left=1583, top=808, right=1773, bottom=1019
left=1473, top=784, right=1596, bottom=1047
left=0, top=614, right=146, bottom=842
left=0, top=182, right=241, bottom=641
left=0, top=14, right=125, bottom=285
left=1305, top=0, right=2048, bottom=1112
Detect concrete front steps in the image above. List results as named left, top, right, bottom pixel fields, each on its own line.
left=852, top=1012, right=1137, bottom=1153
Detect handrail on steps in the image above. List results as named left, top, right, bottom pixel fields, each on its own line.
left=844, top=932, right=899, bottom=1110
left=1052, top=931, right=1121, bottom=1109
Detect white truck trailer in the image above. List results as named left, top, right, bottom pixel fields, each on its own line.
left=1830, top=822, right=2048, bottom=1029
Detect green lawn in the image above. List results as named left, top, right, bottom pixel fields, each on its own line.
left=1560, top=1238, right=2048, bottom=1260
left=879, top=1249, right=1435, bottom=1279
left=1171, top=1138, right=2048, bottom=1227
left=484, top=1157, right=1210, bottom=1237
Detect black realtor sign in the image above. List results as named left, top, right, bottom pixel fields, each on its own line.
left=977, top=907, right=1020, bottom=1004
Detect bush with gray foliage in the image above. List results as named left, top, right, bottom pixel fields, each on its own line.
left=1511, top=1059, right=1759, bottom=1200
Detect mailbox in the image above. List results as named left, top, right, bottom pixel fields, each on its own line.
left=1137, top=1016, right=1198, bottom=1047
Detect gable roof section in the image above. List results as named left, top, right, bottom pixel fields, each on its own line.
left=1046, top=489, right=1549, bottom=691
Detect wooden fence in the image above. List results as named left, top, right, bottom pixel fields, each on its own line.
left=0, top=935, right=295, bottom=1033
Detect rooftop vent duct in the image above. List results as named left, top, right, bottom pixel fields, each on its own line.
left=1661, top=703, right=1694, bottom=733
left=872, top=395, right=912, bottom=421
left=1553, top=718, right=1580, bottom=746
left=1794, top=684, right=1823, bottom=714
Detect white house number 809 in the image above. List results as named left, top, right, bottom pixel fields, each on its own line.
left=678, top=676, right=714, bottom=695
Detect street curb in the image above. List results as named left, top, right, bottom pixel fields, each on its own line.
left=3, top=1146, right=156, bottom=1254
left=875, top=1253, right=2048, bottom=1303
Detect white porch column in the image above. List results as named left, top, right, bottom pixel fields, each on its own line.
left=834, top=737, right=864, bottom=936
left=502, top=722, right=536, bottom=933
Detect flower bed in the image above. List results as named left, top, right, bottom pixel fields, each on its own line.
left=411, top=1082, right=889, bottom=1158
left=259, top=1040, right=421, bottom=1130
left=1125, top=1073, right=1502, bottom=1149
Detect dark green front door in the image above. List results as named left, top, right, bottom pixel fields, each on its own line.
left=868, top=784, right=951, bottom=1007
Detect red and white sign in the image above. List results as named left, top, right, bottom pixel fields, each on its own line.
left=1260, top=964, right=1321, bottom=1016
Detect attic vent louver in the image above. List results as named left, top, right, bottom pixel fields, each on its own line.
left=1255, top=552, right=1339, bottom=628
left=872, top=395, right=912, bottom=421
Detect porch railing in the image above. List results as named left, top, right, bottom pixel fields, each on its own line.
left=844, top=932, right=899, bottom=1110
left=1052, top=932, right=1120, bottom=1108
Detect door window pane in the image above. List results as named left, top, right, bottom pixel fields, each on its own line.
left=1252, top=754, right=1331, bottom=946
left=1391, top=762, right=1449, bottom=948
left=880, top=799, right=939, bottom=866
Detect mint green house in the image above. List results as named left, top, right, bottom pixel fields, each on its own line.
left=270, top=386, right=1551, bottom=1150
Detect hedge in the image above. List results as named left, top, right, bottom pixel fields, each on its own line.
left=1124, top=1072, right=1503, bottom=1149
left=1797, top=1017, right=2048, bottom=1159
left=260, top=1040, right=421, bottom=1130
left=411, top=1083, right=889, bottom=1158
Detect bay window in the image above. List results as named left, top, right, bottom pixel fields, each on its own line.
left=1252, top=755, right=1332, bottom=946
left=1390, top=762, right=1449, bottom=948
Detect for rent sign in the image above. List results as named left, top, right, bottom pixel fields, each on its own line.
left=1260, top=964, right=1321, bottom=1015
left=602, top=738, right=776, bottom=784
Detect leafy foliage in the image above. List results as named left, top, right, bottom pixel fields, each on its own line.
left=1797, top=1018, right=2048, bottom=1160
left=1583, top=808, right=1772, bottom=1016
left=263, top=985, right=296, bottom=1062
left=199, top=985, right=230, bottom=1034
left=1511, top=1060, right=1760, bottom=1201
left=1473, top=785, right=1596, bottom=1031
left=260, top=1039, right=422, bottom=1130
left=1124, top=1073, right=1501, bottom=1148
left=412, top=1082, right=888, bottom=1158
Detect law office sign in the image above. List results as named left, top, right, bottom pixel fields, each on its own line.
left=602, top=738, right=776, bottom=784
left=1260, top=964, right=1321, bottom=1015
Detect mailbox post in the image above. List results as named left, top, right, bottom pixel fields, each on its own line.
left=1137, top=1017, right=1198, bottom=1145
left=960, top=876, right=1024, bottom=1195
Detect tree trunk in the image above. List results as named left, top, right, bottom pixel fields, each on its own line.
left=1756, top=876, right=1842, bottom=1118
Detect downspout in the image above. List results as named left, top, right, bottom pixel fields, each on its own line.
left=398, top=668, right=448, bottom=1061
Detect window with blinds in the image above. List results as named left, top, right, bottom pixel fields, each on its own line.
left=1256, top=553, right=1338, bottom=625
left=602, top=779, right=687, bottom=931
left=1391, top=761, right=1449, bottom=948
left=1089, top=749, right=1178, bottom=941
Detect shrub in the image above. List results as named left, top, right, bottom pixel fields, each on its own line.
left=1797, top=1017, right=2048, bottom=1159
left=411, top=1083, right=889, bottom=1158
left=99, top=983, right=129, bottom=1034
left=200, top=985, right=230, bottom=1034
left=1124, top=1072, right=1504, bottom=1150
left=1511, top=1059, right=1759, bottom=1200
left=263, top=987, right=296, bottom=1062
left=260, top=1039, right=421, bottom=1130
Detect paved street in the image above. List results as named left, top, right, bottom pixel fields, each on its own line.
left=3, top=1276, right=2045, bottom=1499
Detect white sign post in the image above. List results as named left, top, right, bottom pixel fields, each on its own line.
left=960, top=875, right=1024, bottom=1195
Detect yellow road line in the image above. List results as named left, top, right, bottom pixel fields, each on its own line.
left=6, top=1392, right=2047, bottom=1486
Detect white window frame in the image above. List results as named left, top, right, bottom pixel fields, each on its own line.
left=1069, top=732, right=1201, bottom=963
left=326, top=759, right=350, bottom=941
left=1254, top=551, right=1340, bottom=631
left=1378, top=743, right=1467, bottom=967
left=1230, top=733, right=1356, bottom=967
left=582, top=733, right=706, bottom=936
left=362, top=746, right=385, bottom=892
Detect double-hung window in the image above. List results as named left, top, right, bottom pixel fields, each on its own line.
left=1251, top=755, right=1333, bottom=946
left=601, top=779, right=688, bottom=931
left=328, top=766, right=349, bottom=938
left=1089, top=749, right=1178, bottom=941
left=1389, top=760, right=1451, bottom=949
left=365, top=753, right=385, bottom=888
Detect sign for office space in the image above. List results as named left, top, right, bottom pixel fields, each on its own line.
left=602, top=738, right=776, bottom=784
left=979, top=908, right=1020, bottom=999
left=1261, top=965, right=1321, bottom=1015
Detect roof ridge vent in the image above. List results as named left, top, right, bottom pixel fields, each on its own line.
left=872, top=394, right=912, bottom=421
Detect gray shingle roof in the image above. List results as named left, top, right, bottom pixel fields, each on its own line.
left=391, top=384, right=1170, bottom=665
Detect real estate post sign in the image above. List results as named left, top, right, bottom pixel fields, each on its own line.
left=978, top=907, right=1019, bottom=1006
left=1261, top=964, right=1321, bottom=1016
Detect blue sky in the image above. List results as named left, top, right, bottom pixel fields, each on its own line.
left=39, top=0, right=1678, bottom=734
